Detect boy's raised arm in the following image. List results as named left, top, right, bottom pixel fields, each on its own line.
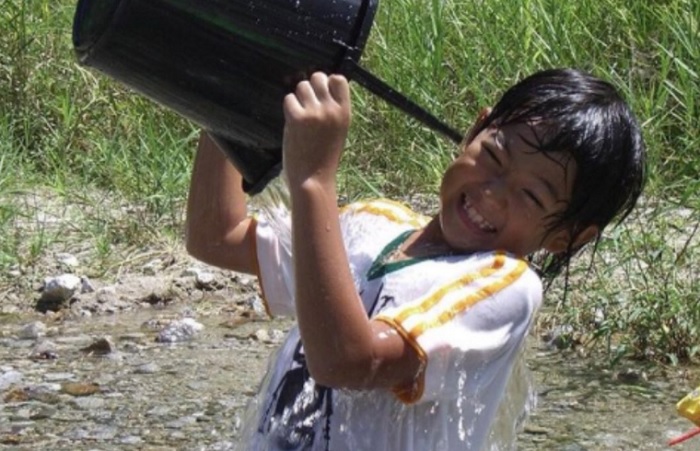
left=185, top=132, right=257, bottom=274
left=283, top=73, right=421, bottom=390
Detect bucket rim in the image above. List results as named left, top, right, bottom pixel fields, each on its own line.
left=336, top=0, right=378, bottom=75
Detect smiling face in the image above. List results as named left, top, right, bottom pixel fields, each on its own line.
left=438, top=122, right=577, bottom=256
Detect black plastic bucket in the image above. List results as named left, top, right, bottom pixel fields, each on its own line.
left=73, top=0, right=461, bottom=193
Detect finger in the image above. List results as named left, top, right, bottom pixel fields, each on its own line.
left=309, top=72, right=331, bottom=101
left=328, top=74, right=350, bottom=105
left=294, top=80, right=318, bottom=108
left=283, top=92, right=303, bottom=119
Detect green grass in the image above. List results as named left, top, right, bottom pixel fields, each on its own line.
left=0, top=0, right=698, bottom=365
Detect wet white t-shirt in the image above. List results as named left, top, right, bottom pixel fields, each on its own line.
left=240, top=199, right=542, bottom=451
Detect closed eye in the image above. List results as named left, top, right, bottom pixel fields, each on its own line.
left=485, top=145, right=503, bottom=167
left=524, top=189, right=545, bottom=210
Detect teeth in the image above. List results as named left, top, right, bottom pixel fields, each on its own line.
left=462, top=196, right=496, bottom=232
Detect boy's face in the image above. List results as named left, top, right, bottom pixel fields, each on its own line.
left=439, top=122, right=576, bottom=256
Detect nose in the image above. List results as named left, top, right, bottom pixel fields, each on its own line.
left=480, top=180, right=508, bottom=210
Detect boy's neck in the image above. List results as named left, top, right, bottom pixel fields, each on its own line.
left=400, top=218, right=456, bottom=259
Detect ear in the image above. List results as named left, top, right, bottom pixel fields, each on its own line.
left=462, top=107, right=492, bottom=145
left=544, top=224, right=600, bottom=254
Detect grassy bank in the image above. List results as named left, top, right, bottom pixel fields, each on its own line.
left=0, top=0, right=698, bottom=364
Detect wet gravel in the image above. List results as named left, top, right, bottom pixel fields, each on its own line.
left=1, top=273, right=698, bottom=451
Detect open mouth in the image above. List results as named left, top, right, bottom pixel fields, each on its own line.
left=461, top=194, right=497, bottom=233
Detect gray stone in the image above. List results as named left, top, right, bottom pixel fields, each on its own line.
left=71, top=397, right=106, bottom=410
left=40, top=274, right=81, bottom=302
left=0, top=370, right=23, bottom=390
left=156, top=318, right=204, bottom=343
left=134, top=362, right=160, bottom=374
left=43, top=372, right=75, bottom=382
left=18, top=321, right=47, bottom=339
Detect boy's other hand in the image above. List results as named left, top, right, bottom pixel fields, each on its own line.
left=282, top=72, right=351, bottom=188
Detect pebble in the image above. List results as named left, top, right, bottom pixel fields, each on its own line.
left=40, top=274, right=81, bottom=302
left=55, top=253, right=79, bottom=268
left=0, top=370, right=23, bottom=390
left=44, top=373, right=75, bottom=382
left=71, top=396, right=106, bottom=410
left=134, top=362, right=160, bottom=374
left=156, top=318, right=204, bottom=343
left=18, top=321, right=47, bottom=340
left=80, top=337, right=116, bottom=355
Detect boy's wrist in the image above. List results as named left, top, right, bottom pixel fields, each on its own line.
left=286, top=170, right=337, bottom=195
left=287, top=175, right=337, bottom=202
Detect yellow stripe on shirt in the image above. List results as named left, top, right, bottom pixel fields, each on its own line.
left=342, top=199, right=429, bottom=228
left=409, top=258, right=529, bottom=337
left=391, top=253, right=506, bottom=324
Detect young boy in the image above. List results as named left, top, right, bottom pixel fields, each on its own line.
left=185, top=68, right=645, bottom=450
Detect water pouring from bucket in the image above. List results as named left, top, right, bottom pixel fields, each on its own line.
left=71, top=0, right=462, bottom=194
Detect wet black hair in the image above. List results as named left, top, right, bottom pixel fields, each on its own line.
left=474, top=68, right=647, bottom=279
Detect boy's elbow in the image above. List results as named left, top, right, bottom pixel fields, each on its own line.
left=184, top=226, right=209, bottom=261
left=184, top=223, right=222, bottom=264
left=184, top=236, right=206, bottom=262
left=185, top=229, right=257, bottom=274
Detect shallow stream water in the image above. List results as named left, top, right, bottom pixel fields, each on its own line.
left=1, top=306, right=698, bottom=451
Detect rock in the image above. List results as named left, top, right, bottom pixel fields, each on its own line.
left=195, top=271, right=217, bottom=290
left=44, top=372, right=76, bottom=382
left=29, top=405, right=57, bottom=420
left=40, top=274, right=81, bottom=303
left=156, top=318, right=204, bottom=343
left=80, top=337, right=116, bottom=356
left=71, top=396, right=106, bottom=410
left=134, top=362, right=160, bottom=374
left=0, top=370, right=23, bottom=390
left=30, top=340, right=59, bottom=360
left=18, top=321, right=47, bottom=340
left=24, top=385, right=63, bottom=404
left=119, top=435, right=143, bottom=445
left=166, top=415, right=198, bottom=429
left=615, top=368, right=646, bottom=383
left=80, top=276, right=95, bottom=293
left=523, top=425, right=553, bottom=435
left=248, top=294, right=268, bottom=316
left=55, top=253, right=79, bottom=268
left=269, top=329, right=286, bottom=343
left=180, top=267, right=202, bottom=278
left=96, top=286, right=118, bottom=303
left=251, top=328, right=271, bottom=343
left=60, top=382, right=101, bottom=397
left=3, top=387, right=29, bottom=403
left=541, top=324, right=578, bottom=350
left=0, top=304, right=20, bottom=315
left=142, top=259, right=163, bottom=275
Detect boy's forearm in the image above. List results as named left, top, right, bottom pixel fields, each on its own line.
left=289, top=179, right=377, bottom=386
left=185, top=132, right=256, bottom=273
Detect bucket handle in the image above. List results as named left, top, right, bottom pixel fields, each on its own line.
left=341, top=59, right=464, bottom=145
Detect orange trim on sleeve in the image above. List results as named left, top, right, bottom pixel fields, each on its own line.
left=250, top=217, right=273, bottom=318
left=374, top=316, right=427, bottom=405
